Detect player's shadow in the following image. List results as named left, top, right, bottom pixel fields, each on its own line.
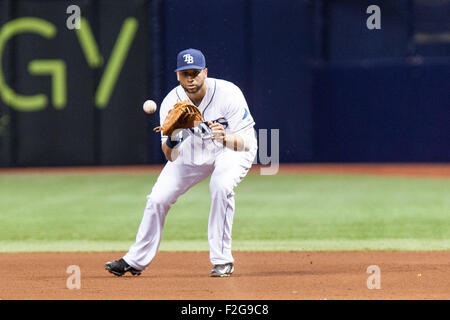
left=99, top=269, right=341, bottom=279
left=232, top=270, right=312, bottom=277
left=158, top=270, right=312, bottom=278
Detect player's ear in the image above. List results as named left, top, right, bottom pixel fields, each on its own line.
left=176, top=72, right=180, bottom=81
left=203, top=68, right=208, bottom=77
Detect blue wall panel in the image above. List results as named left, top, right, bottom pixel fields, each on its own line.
left=326, top=0, right=410, bottom=60
left=250, top=0, right=314, bottom=162
left=0, top=0, right=449, bottom=166
left=313, top=63, right=450, bottom=162
left=162, top=0, right=249, bottom=93
left=0, top=0, right=12, bottom=166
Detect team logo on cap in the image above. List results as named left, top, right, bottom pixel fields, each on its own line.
left=183, top=54, right=194, bottom=64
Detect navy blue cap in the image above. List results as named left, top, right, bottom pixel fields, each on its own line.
left=174, top=48, right=206, bottom=72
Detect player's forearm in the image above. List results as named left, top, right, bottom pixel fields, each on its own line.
left=161, top=129, right=189, bottom=161
left=162, top=140, right=180, bottom=161
left=223, top=133, right=248, bottom=152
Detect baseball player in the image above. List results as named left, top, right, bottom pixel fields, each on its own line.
left=106, top=48, right=257, bottom=277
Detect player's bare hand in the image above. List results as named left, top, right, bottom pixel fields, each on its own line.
left=208, top=121, right=226, bottom=142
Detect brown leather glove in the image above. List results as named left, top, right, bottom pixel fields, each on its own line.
left=153, top=101, right=203, bottom=138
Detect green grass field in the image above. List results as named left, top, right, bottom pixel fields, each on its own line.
left=0, top=172, right=449, bottom=252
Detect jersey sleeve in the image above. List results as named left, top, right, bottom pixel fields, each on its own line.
left=225, top=85, right=255, bottom=134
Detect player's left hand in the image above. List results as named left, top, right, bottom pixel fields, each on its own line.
left=208, top=121, right=226, bottom=143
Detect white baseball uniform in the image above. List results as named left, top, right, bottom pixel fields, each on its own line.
left=123, top=77, right=257, bottom=269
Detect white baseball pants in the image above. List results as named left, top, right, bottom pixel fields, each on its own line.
left=123, top=143, right=257, bottom=270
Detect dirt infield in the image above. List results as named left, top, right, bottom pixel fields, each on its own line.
left=1, top=251, right=449, bottom=300
left=1, top=164, right=448, bottom=300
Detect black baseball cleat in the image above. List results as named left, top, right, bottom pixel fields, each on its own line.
left=105, top=258, right=142, bottom=277
left=210, top=263, right=234, bottom=277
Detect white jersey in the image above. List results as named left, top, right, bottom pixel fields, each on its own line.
left=159, top=77, right=255, bottom=141
left=158, top=78, right=256, bottom=165
left=122, top=78, right=258, bottom=270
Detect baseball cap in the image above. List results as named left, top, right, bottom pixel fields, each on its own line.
left=174, top=48, right=206, bottom=72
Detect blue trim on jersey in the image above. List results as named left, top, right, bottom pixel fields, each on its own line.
left=234, top=121, right=255, bottom=134
left=242, top=108, right=248, bottom=120
left=202, top=79, right=217, bottom=118
left=210, top=117, right=229, bottom=129
left=175, top=88, right=182, bottom=102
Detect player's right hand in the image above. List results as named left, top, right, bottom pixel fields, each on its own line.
left=208, top=121, right=226, bottom=143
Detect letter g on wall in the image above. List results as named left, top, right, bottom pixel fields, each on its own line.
left=0, top=17, right=67, bottom=111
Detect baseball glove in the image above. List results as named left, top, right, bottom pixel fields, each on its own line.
left=153, top=101, right=203, bottom=137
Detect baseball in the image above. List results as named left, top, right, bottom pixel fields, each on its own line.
left=143, top=100, right=157, bottom=114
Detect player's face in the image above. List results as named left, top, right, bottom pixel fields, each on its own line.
left=177, top=68, right=208, bottom=94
